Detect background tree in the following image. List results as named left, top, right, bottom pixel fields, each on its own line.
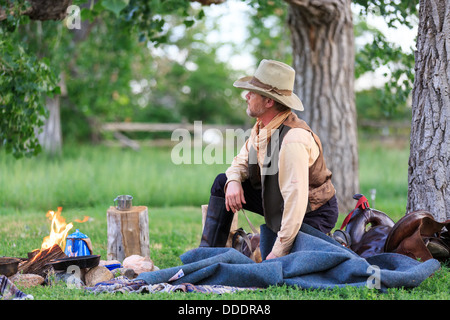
left=242, top=0, right=416, bottom=211
left=284, top=0, right=358, bottom=211
left=1, top=0, right=248, bottom=155
left=0, top=0, right=198, bottom=157
left=407, top=0, right=450, bottom=221
left=130, top=18, right=248, bottom=126
left=1, top=0, right=423, bottom=215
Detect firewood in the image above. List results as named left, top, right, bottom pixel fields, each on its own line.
left=18, top=244, right=67, bottom=278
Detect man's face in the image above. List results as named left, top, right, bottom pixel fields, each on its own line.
left=245, top=91, right=268, bottom=118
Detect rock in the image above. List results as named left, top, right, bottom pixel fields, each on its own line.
left=10, top=273, right=45, bottom=288
left=85, top=266, right=114, bottom=287
left=112, top=268, right=137, bottom=279
left=122, top=255, right=154, bottom=275
left=99, top=259, right=121, bottom=267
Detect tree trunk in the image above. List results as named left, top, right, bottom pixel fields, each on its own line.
left=286, top=0, right=359, bottom=212
left=38, top=95, right=63, bottom=156
left=37, top=72, right=67, bottom=156
left=407, top=0, right=450, bottom=221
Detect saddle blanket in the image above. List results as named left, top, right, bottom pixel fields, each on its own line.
left=135, top=224, right=441, bottom=292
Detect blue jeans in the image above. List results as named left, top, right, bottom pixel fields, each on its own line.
left=210, top=173, right=339, bottom=234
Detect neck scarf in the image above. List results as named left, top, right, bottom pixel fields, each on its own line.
left=250, top=110, right=292, bottom=167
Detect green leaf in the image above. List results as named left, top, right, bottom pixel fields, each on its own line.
left=183, top=19, right=195, bottom=28
left=197, top=9, right=205, bottom=20
left=52, top=86, right=62, bottom=96
left=101, top=0, right=130, bottom=18
left=81, top=8, right=94, bottom=22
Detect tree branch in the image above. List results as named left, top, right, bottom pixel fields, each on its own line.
left=0, top=0, right=226, bottom=22
left=0, top=0, right=72, bottom=21
left=285, top=0, right=345, bottom=24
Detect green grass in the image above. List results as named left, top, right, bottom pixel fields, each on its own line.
left=358, top=138, right=411, bottom=217
left=1, top=138, right=448, bottom=300
left=0, top=144, right=228, bottom=211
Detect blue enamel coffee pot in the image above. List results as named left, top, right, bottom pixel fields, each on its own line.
left=65, top=229, right=91, bottom=257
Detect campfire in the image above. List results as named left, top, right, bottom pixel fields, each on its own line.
left=2, top=201, right=157, bottom=293
left=18, top=207, right=88, bottom=277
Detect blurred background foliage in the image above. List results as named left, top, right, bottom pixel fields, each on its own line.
left=1, top=0, right=417, bottom=156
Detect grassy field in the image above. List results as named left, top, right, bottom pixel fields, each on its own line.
left=0, top=137, right=448, bottom=300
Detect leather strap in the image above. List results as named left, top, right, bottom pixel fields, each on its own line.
left=340, top=195, right=370, bottom=230
left=241, top=209, right=259, bottom=234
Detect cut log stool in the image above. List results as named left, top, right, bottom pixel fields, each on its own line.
left=201, top=204, right=238, bottom=247
left=107, top=206, right=150, bottom=261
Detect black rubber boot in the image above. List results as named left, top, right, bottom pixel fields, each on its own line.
left=200, top=196, right=234, bottom=247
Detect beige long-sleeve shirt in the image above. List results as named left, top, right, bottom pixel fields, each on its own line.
left=225, top=127, right=320, bottom=257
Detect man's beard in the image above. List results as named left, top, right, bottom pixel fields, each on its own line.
left=246, top=104, right=265, bottom=118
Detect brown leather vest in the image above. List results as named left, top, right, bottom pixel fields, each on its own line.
left=248, top=113, right=335, bottom=232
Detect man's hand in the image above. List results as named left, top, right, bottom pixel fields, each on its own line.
left=266, top=251, right=279, bottom=260
left=225, top=180, right=246, bottom=213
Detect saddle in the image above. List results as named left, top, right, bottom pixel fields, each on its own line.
left=231, top=210, right=262, bottom=263
left=333, top=194, right=450, bottom=262
left=384, top=210, right=450, bottom=262
left=333, top=194, right=395, bottom=258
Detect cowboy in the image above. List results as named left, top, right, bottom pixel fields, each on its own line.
left=200, top=59, right=339, bottom=260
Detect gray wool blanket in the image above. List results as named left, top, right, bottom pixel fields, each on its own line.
left=136, top=224, right=441, bottom=291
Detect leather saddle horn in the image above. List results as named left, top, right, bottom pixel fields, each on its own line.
left=334, top=194, right=395, bottom=258
left=346, top=195, right=395, bottom=258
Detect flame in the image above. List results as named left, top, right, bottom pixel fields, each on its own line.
left=74, top=216, right=89, bottom=223
left=40, top=207, right=73, bottom=251
left=29, top=207, right=90, bottom=262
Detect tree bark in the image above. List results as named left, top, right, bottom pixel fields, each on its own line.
left=0, top=0, right=72, bottom=21
left=407, top=0, right=450, bottom=221
left=25, top=0, right=72, bottom=21
left=37, top=73, right=67, bottom=156
left=286, top=0, right=359, bottom=212
left=38, top=95, right=63, bottom=156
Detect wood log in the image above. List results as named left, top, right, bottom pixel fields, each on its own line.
left=113, top=131, right=140, bottom=151
left=107, top=206, right=150, bottom=261
left=18, top=244, right=67, bottom=278
left=101, top=122, right=246, bottom=133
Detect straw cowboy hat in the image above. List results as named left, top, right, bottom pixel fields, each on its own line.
left=233, top=59, right=304, bottom=111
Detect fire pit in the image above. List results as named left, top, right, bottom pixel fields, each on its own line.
left=16, top=207, right=91, bottom=278
left=47, top=255, right=101, bottom=271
